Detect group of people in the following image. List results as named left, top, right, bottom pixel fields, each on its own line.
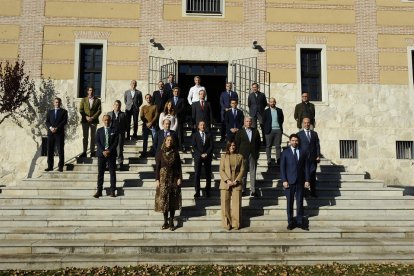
left=44, top=74, right=320, bottom=231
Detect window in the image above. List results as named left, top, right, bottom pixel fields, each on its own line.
left=339, top=140, right=358, bottom=159
left=185, top=0, right=222, bottom=15
left=409, top=48, right=414, bottom=90
left=396, top=141, right=413, bottom=159
left=301, top=49, right=322, bottom=101
left=79, top=44, right=103, bottom=97
left=74, top=39, right=107, bottom=100
left=296, top=44, right=327, bottom=103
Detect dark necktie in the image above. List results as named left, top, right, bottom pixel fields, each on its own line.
left=294, top=148, right=299, bottom=162
left=201, top=101, right=204, bottom=111
left=201, top=132, right=205, bottom=145
left=54, top=109, right=58, bottom=120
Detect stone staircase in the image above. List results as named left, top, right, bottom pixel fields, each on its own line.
left=0, top=127, right=414, bottom=269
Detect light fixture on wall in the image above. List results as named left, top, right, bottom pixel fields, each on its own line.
left=149, top=38, right=164, bottom=50
left=252, top=40, right=265, bottom=52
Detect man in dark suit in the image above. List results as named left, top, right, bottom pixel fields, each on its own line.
left=294, top=91, right=315, bottom=129
left=192, top=89, right=213, bottom=131
left=94, top=115, right=119, bottom=198
left=219, top=82, right=238, bottom=142
left=297, top=117, right=320, bottom=197
left=191, top=121, right=214, bottom=198
left=280, top=133, right=311, bottom=230
left=164, top=73, right=177, bottom=95
left=235, top=117, right=261, bottom=197
left=167, top=87, right=186, bottom=150
left=152, top=81, right=172, bottom=116
left=79, top=87, right=101, bottom=157
left=155, top=118, right=178, bottom=153
left=247, top=82, right=267, bottom=145
left=124, top=80, right=143, bottom=140
left=45, top=97, right=68, bottom=172
left=263, top=97, right=284, bottom=165
left=107, top=100, right=127, bottom=169
left=224, top=99, right=244, bottom=142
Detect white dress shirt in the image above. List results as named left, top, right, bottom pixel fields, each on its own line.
left=187, top=85, right=207, bottom=105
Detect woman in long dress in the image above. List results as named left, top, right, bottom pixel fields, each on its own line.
left=219, top=141, right=245, bottom=230
left=155, top=135, right=182, bottom=231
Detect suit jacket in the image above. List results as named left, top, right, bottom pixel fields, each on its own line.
left=219, top=153, right=245, bottom=191
left=107, top=111, right=127, bottom=133
left=219, top=90, right=239, bottom=120
left=79, top=96, right=101, bottom=124
left=164, top=82, right=177, bottom=95
left=280, top=147, right=310, bottom=185
left=224, top=108, right=244, bottom=136
left=95, top=126, right=119, bottom=159
left=192, top=100, right=213, bottom=128
left=297, top=129, right=320, bottom=171
left=263, top=107, right=284, bottom=134
left=124, top=89, right=143, bottom=111
left=156, top=129, right=178, bottom=152
left=46, top=108, right=68, bottom=135
left=152, top=90, right=172, bottom=113
left=247, top=91, right=267, bottom=118
left=234, top=127, right=261, bottom=160
left=191, top=131, right=214, bottom=162
left=167, top=96, right=186, bottom=121
left=294, top=101, right=315, bottom=128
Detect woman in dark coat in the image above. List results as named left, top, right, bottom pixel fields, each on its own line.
left=155, top=135, right=182, bottom=231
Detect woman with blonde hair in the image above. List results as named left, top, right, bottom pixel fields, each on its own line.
left=219, top=141, right=245, bottom=230
left=155, top=136, right=182, bottom=231
left=158, top=101, right=178, bottom=131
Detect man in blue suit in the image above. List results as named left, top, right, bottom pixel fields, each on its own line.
left=45, top=98, right=68, bottom=172
left=94, top=115, right=119, bottom=198
left=280, top=134, right=310, bottom=230
left=297, top=117, right=320, bottom=197
left=219, top=82, right=238, bottom=141
left=155, top=118, right=178, bottom=154
left=224, top=99, right=244, bottom=142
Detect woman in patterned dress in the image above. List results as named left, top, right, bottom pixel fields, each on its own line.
left=154, top=135, right=182, bottom=231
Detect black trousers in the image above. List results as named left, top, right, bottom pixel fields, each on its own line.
left=194, top=157, right=212, bottom=194
left=126, top=106, right=139, bottom=138
left=97, top=156, right=117, bottom=192
left=285, top=181, right=304, bottom=225
left=47, top=133, right=65, bottom=169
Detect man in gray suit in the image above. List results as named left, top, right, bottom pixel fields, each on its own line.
left=124, top=80, right=143, bottom=140
left=235, top=116, right=262, bottom=197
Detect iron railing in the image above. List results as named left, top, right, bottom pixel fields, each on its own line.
left=339, top=140, right=358, bottom=159
left=148, top=56, right=176, bottom=94
left=186, top=0, right=221, bottom=14
left=396, top=141, right=413, bottom=159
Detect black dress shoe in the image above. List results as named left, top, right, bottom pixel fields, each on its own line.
left=194, top=193, right=200, bottom=198
left=93, top=191, right=102, bottom=198
left=250, top=191, right=259, bottom=198
left=161, top=221, right=169, bottom=230
left=299, top=224, right=309, bottom=231
left=44, top=168, right=53, bottom=172
left=90, top=152, right=96, bottom=158
left=58, top=167, right=64, bottom=172
left=287, top=223, right=295, bottom=230
left=241, top=191, right=247, bottom=197
left=79, top=152, right=87, bottom=158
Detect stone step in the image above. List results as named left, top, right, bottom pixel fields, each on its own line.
left=0, top=204, right=411, bottom=217
left=0, top=215, right=413, bottom=228
left=18, top=178, right=386, bottom=189
left=1, top=195, right=413, bottom=208
left=3, top=185, right=402, bottom=197
left=2, top=238, right=414, bottom=256
left=37, top=170, right=366, bottom=182
left=0, top=251, right=412, bottom=270
left=0, top=225, right=413, bottom=240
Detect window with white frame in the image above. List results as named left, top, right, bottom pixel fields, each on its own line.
left=409, top=47, right=414, bottom=90
left=74, top=40, right=107, bottom=99
left=296, top=45, right=327, bottom=102
left=185, top=0, right=223, bottom=15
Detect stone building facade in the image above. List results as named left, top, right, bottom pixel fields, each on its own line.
left=0, top=0, right=413, bottom=185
